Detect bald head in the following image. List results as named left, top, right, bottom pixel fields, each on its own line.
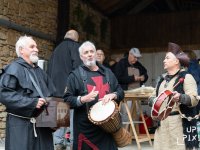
left=64, top=30, right=79, bottom=42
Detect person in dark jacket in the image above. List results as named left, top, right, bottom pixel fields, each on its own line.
left=47, top=29, right=82, bottom=97
left=184, top=50, right=200, bottom=95
left=47, top=29, right=82, bottom=149
left=64, top=41, right=124, bottom=150
left=0, top=35, right=56, bottom=150
left=184, top=50, right=200, bottom=147
left=114, top=48, right=148, bottom=90
left=108, top=59, right=117, bottom=73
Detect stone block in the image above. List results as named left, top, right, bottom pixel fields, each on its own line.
left=0, top=112, right=7, bottom=118
left=0, top=122, right=6, bottom=129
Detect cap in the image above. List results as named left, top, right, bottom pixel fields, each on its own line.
left=168, top=42, right=190, bottom=67
left=129, top=48, right=142, bottom=58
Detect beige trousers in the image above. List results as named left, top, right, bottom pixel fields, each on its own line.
left=154, top=115, right=186, bottom=150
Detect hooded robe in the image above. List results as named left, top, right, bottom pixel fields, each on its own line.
left=0, top=57, right=56, bottom=150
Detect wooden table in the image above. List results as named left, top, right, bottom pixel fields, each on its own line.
left=120, top=92, right=153, bottom=150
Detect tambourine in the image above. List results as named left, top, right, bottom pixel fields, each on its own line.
left=151, top=77, right=184, bottom=121
left=151, top=90, right=175, bottom=120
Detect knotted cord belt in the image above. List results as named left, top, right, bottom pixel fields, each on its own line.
left=177, top=96, right=200, bottom=121
left=177, top=108, right=200, bottom=121
left=8, top=113, right=37, bottom=137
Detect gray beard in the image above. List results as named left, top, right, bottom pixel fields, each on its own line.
left=30, top=54, right=39, bottom=63
left=85, top=60, right=96, bottom=67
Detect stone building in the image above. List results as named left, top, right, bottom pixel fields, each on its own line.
left=0, top=0, right=110, bottom=139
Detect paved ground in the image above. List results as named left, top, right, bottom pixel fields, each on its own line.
left=0, top=139, right=4, bottom=150
left=119, top=141, right=153, bottom=150
left=0, top=140, right=153, bottom=150
left=0, top=143, right=4, bottom=150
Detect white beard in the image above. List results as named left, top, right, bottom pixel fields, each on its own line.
left=85, top=60, right=96, bottom=67
left=30, top=54, right=39, bottom=63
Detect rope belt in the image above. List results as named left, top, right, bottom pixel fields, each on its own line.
left=177, top=105, right=200, bottom=121
left=8, top=113, right=37, bottom=137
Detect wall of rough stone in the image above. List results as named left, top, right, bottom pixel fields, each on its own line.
left=0, top=0, right=58, bottom=139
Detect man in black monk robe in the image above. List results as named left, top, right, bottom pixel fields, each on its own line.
left=0, top=35, right=56, bottom=150
left=47, top=29, right=82, bottom=97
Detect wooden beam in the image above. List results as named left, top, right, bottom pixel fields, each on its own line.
left=84, top=0, right=107, bottom=16
left=56, top=0, right=70, bottom=45
left=165, top=0, right=176, bottom=11
left=128, top=0, right=156, bottom=14
left=102, top=0, right=121, bottom=10
left=107, top=0, right=133, bottom=16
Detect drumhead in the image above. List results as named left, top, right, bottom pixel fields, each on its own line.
left=90, top=100, right=115, bottom=122
left=151, top=90, right=174, bottom=120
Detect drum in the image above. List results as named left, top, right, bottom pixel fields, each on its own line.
left=151, top=90, right=175, bottom=121
left=112, top=127, right=132, bottom=147
left=151, top=77, right=184, bottom=121
left=88, top=100, right=121, bottom=133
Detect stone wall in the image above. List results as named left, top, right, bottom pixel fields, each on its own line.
left=0, top=0, right=58, bottom=138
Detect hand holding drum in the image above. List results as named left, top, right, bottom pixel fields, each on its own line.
left=150, top=77, right=184, bottom=120
left=99, top=93, right=117, bottom=105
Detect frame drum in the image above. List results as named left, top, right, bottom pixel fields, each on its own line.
left=151, top=90, right=175, bottom=120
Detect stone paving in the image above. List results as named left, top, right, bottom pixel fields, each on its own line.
left=0, top=140, right=154, bottom=150
left=119, top=141, right=153, bottom=150
left=0, top=140, right=4, bottom=150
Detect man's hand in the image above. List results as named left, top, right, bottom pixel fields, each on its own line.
left=172, top=91, right=181, bottom=102
left=81, top=86, right=99, bottom=103
left=134, top=75, right=144, bottom=82
left=36, top=98, right=47, bottom=109
left=140, top=75, right=145, bottom=81
left=99, top=93, right=117, bottom=105
left=134, top=75, right=140, bottom=81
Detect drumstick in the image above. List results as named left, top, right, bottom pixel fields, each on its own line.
left=171, top=78, right=184, bottom=101
left=173, top=77, right=184, bottom=89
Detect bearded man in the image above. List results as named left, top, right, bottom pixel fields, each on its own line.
left=64, top=41, right=124, bottom=150
left=0, top=35, right=56, bottom=150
